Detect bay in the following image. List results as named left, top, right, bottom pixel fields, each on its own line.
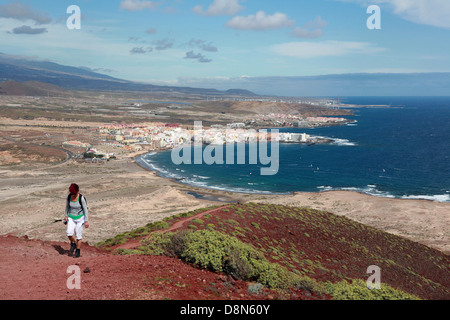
left=137, top=96, right=450, bottom=202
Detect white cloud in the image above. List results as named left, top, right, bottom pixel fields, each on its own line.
left=130, top=47, right=152, bottom=54
left=188, top=39, right=218, bottom=52
left=152, top=38, right=174, bottom=51
left=226, top=11, right=295, bottom=31
left=184, top=51, right=212, bottom=63
left=0, top=1, right=51, bottom=25
left=120, top=0, right=160, bottom=12
left=0, top=19, right=133, bottom=62
left=291, top=16, right=328, bottom=39
left=291, top=27, right=324, bottom=39
left=272, top=41, right=385, bottom=59
left=305, top=16, right=329, bottom=29
left=193, top=0, right=244, bottom=16
left=11, top=25, right=47, bottom=35
left=334, top=0, right=450, bottom=29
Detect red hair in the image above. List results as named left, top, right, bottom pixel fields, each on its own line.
left=69, top=183, right=79, bottom=194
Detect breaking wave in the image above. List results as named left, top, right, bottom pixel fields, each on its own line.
left=317, top=185, right=449, bottom=202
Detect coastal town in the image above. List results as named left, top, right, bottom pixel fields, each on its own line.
left=69, top=114, right=347, bottom=160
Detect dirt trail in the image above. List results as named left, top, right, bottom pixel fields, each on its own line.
left=0, top=234, right=155, bottom=300
left=0, top=201, right=244, bottom=300
left=165, top=204, right=231, bottom=233
left=0, top=214, right=270, bottom=301
left=113, top=205, right=231, bottom=251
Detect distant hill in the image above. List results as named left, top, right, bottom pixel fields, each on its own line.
left=177, top=73, right=450, bottom=96
left=0, top=53, right=119, bottom=82
left=0, top=53, right=257, bottom=97
left=0, top=80, right=67, bottom=96
left=229, top=100, right=351, bottom=116
left=197, top=100, right=353, bottom=116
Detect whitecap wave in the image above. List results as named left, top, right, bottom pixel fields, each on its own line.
left=137, top=154, right=284, bottom=195
left=317, top=186, right=334, bottom=191
left=187, top=182, right=281, bottom=195
left=341, top=185, right=396, bottom=198
left=317, top=185, right=450, bottom=202
left=315, top=135, right=357, bottom=146
left=138, top=157, right=184, bottom=180
left=146, top=152, right=158, bottom=157
left=192, top=175, right=210, bottom=180
left=401, top=194, right=450, bottom=202
left=318, top=184, right=396, bottom=198
left=332, top=138, right=357, bottom=146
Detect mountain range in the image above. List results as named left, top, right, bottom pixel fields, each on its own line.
left=0, top=53, right=256, bottom=97
left=2, top=53, right=449, bottom=97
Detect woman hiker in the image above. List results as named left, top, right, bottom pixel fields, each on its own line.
left=64, top=183, right=89, bottom=258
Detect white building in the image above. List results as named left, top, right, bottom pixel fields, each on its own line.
left=227, top=123, right=246, bottom=129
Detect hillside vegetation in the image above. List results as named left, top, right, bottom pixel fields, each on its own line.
left=98, top=203, right=449, bottom=300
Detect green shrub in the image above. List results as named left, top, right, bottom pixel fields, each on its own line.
left=140, top=232, right=174, bottom=256
left=180, top=229, right=258, bottom=273
left=248, top=283, right=264, bottom=295
left=97, top=220, right=171, bottom=248
left=192, top=218, right=205, bottom=225
left=294, top=276, right=325, bottom=294
left=226, top=219, right=240, bottom=225
left=163, top=230, right=191, bottom=258
left=251, top=259, right=293, bottom=289
left=223, top=247, right=255, bottom=281
left=138, top=229, right=324, bottom=293
left=251, top=222, right=260, bottom=229
left=325, top=279, right=420, bottom=300
left=146, top=221, right=170, bottom=231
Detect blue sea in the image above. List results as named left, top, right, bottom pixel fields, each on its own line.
left=136, top=97, right=450, bottom=202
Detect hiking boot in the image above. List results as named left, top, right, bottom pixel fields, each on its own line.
left=69, top=242, right=76, bottom=255
left=74, top=248, right=80, bottom=258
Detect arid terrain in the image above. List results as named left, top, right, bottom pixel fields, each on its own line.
left=1, top=93, right=449, bottom=300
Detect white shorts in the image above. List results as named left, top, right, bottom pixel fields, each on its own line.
left=66, top=216, right=85, bottom=240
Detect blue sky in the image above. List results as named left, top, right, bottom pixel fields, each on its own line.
left=0, top=0, right=449, bottom=95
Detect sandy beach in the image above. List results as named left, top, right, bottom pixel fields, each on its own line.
left=0, top=150, right=448, bottom=254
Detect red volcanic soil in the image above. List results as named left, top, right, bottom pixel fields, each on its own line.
left=112, top=203, right=450, bottom=300
left=2, top=203, right=449, bottom=300
left=0, top=234, right=299, bottom=300
left=1, top=202, right=321, bottom=302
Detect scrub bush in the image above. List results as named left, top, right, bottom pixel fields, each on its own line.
left=140, top=229, right=324, bottom=293
left=325, top=279, right=420, bottom=300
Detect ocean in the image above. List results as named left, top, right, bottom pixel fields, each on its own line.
left=136, top=96, right=450, bottom=202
